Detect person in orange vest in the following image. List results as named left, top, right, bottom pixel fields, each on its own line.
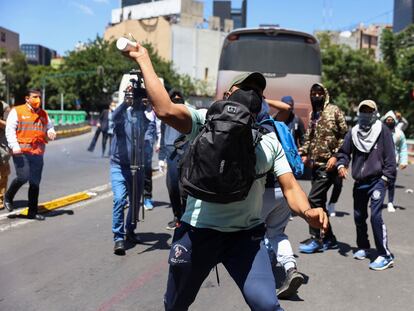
left=4, top=89, right=56, bottom=220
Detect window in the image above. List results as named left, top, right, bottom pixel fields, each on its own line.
left=1, top=32, right=5, bottom=42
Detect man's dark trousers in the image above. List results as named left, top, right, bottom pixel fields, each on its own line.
left=5, top=154, right=44, bottom=215
left=308, top=166, right=336, bottom=240
left=164, top=223, right=284, bottom=311
left=353, top=178, right=391, bottom=257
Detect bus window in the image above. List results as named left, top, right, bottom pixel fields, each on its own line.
left=216, top=28, right=322, bottom=125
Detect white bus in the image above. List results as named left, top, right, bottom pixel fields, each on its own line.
left=216, top=27, right=322, bottom=123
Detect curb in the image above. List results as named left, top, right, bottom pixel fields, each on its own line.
left=55, top=125, right=92, bottom=139
left=0, top=171, right=165, bottom=220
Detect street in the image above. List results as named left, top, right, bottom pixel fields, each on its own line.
left=0, top=131, right=414, bottom=311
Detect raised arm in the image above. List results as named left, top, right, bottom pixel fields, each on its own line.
left=127, top=45, right=192, bottom=134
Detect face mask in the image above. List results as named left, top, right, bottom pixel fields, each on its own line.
left=30, top=97, right=41, bottom=109
left=171, top=97, right=184, bottom=104
left=311, top=96, right=325, bottom=111
left=358, top=112, right=376, bottom=130
left=386, top=122, right=395, bottom=130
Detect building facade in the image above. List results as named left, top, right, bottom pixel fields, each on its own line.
left=315, top=23, right=392, bottom=61
left=20, top=44, right=57, bottom=66
left=0, top=26, right=19, bottom=57
left=105, top=0, right=229, bottom=94
left=393, top=0, right=414, bottom=32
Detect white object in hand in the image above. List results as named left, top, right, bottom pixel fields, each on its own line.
left=116, top=37, right=137, bottom=52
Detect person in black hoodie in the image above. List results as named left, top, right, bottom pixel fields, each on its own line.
left=336, top=100, right=396, bottom=271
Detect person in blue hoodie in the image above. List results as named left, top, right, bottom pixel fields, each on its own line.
left=110, top=85, right=149, bottom=255
left=336, top=100, right=396, bottom=271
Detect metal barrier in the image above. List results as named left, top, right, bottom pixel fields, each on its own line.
left=46, top=110, right=87, bottom=126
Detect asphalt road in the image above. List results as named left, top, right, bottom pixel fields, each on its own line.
left=0, top=132, right=414, bottom=311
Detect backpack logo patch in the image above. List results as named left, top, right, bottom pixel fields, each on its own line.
left=227, top=106, right=237, bottom=114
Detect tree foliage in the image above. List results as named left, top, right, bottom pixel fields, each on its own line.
left=0, top=36, right=198, bottom=111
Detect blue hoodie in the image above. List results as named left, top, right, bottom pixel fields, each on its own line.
left=336, top=124, right=397, bottom=183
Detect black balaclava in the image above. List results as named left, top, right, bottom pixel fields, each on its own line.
left=228, top=89, right=262, bottom=115
left=310, top=84, right=326, bottom=112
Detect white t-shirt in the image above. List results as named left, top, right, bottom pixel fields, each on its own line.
left=180, top=107, right=292, bottom=232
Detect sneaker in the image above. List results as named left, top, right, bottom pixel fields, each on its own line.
left=369, top=255, right=394, bottom=271
left=387, top=202, right=396, bottom=213
left=327, top=203, right=336, bottom=217
left=277, top=268, right=304, bottom=299
left=166, top=217, right=180, bottom=230
left=299, top=238, right=323, bottom=254
left=353, top=249, right=370, bottom=260
left=322, top=237, right=338, bottom=251
left=144, top=198, right=154, bottom=210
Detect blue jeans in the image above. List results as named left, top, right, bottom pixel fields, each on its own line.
left=6, top=154, right=44, bottom=215
left=111, top=163, right=143, bottom=242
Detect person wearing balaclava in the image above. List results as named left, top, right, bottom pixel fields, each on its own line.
left=336, top=100, right=396, bottom=271
left=299, top=83, right=348, bottom=254
left=381, top=110, right=408, bottom=212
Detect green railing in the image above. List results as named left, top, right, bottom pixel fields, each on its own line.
left=46, top=110, right=87, bottom=126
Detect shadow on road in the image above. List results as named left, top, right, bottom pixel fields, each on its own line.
left=333, top=211, right=350, bottom=217
left=152, top=200, right=171, bottom=208
left=126, top=232, right=172, bottom=254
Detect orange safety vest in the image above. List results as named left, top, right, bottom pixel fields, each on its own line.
left=15, top=104, right=49, bottom=155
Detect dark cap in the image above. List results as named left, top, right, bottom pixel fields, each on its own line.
left=281, top=95, right=294, bottom=107
left=228, top=72, right=266, bottom=94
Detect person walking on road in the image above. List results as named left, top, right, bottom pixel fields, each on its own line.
left=88, top=105, right=111, bottom=157
left=163, top=89, right=188, bottom=230
left=143, top=98, right=161, bottom=211
left=0, top=101, right=11, bottom=210
left=258, top=102, right=304, bottom=299
left=109, top=87, right=148, bottom=255
left=4, top=89, right=56, bottom=220
left=299, top=83, right=348, bottom=254
left=382, top=110, right=408, bottom=212
left=126, top=44, right=328, bottom=311
left=336, top=100, right=396, bottom=270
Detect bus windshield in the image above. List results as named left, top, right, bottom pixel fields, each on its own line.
left=219, top=32, right=321, bottom=76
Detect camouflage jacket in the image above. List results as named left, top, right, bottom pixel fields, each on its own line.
left=300, top=103, right=348, bottom=165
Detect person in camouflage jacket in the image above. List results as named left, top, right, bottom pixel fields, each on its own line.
left=298, top=83, right=348, bottom=254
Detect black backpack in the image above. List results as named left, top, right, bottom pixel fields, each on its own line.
left=180, top=100, right=262, bottom=204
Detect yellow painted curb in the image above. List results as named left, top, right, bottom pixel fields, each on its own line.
left=19, top=192, right=92, bottom=216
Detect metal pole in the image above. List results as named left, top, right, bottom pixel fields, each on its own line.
left=42, top=78, right=46, bottom=110
left=60, top=93, right=64, bottom=111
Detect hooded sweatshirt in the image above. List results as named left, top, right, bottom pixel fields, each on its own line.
left=300, top=83, right=348, bottom=165
left=336, top=123, right=397, bottom=183
left=382, top=110, right=408, bottom=166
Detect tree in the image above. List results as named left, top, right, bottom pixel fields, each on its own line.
left=317, top=35, right=388, bottom=115
left=1, top=51, right=30, bottom=104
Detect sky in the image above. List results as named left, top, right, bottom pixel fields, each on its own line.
left=0, top=0, right=394, bottom=56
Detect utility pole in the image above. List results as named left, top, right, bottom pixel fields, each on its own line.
left=60, top=93, right=64, bottom=111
